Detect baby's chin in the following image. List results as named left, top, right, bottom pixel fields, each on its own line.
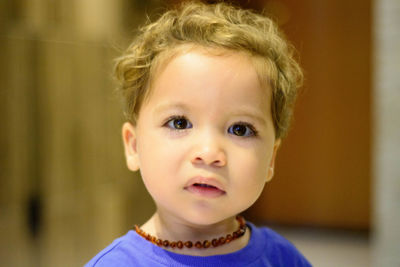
left=152, top=193, right=254, bottom=227
left=189, top=216, right=236, bottom=227
left=175, top=210, right=246, bottom=228
left=155, top=207, right=232, bottom=226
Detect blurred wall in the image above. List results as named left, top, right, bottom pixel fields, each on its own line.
left=0, top=0, right=159, bottom=266
left=372, top=0, right=400, bottom=265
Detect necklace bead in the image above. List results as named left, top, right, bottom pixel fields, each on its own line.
left=184, top=241, right=193, bottom=248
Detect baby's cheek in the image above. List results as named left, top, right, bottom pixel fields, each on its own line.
left=233, top=156, right=266, bottom=185
left=242, top=151, right=270, bottom=178
left=141, top=174, right=169, bottom=206
left=241, top=159, right=270, bottom=195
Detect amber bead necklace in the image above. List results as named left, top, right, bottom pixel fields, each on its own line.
left=134, top=215, right=247, bottom=249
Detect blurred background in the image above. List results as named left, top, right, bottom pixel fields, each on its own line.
left=0, top=0, right=399, bottom=266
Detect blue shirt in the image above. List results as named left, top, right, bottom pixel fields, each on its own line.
left=85, top=222, right=312, bottom=266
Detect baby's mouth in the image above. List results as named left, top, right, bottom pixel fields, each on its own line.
left=185, top=182, right=226, bottom=198
left=194, top=183, right=217, bottom=189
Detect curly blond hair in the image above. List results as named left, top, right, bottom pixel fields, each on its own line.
left=115, top=1, right=302, bottom=139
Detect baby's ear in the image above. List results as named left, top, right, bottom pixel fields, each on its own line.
left=122, top=122, right=140, bottom=172
left=266, top=139, right=281, bottom=182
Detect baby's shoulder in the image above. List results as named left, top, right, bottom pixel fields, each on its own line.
left=258, top=226, right=297, bottom=250
left=250, top=224, right=312, bottom=266
left=84, top=231, right=142, bottom=267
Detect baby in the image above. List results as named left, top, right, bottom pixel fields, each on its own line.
left=86, top=1, right=311, bottom=266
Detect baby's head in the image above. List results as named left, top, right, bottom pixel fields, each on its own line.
left=115, top=1, right=302, bottom=140
left=117, top=1, right=303, bottom=226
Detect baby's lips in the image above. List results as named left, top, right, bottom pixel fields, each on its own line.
left=185, top=176, right=226, bottom=192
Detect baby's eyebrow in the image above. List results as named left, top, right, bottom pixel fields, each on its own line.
left=153, top=102, right=267, bottom=126
left=228, top=110, right=267, bottom=126
left=153, top=102, right=189, bottom=114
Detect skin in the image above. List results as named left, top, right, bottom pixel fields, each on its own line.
left=122, top=48, right=280, bottom=256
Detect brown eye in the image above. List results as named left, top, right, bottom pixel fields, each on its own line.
left=173, top=118, right=188, bottom=129
left=228, top=123, right=256, bottom=137
left=165, top=116, right=193, bottom=130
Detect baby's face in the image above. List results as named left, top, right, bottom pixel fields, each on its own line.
left=123, top=48, right=280, bottom=226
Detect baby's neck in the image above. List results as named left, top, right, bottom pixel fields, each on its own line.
left=139, top=212, right=250, bottom=256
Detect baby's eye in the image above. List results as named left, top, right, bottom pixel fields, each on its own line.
left=165, top=116, right=193, bottom=130
left=228, top=123, right=257, bottom=137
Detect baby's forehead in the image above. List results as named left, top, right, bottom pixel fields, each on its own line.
left=140, top=47, right=272, bottom=117
left=151, top=44, right=249, bottom=74
left=148, top=44, right=271, bottom=93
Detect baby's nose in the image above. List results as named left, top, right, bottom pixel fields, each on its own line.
left=190, top=134, right=227, bottom=167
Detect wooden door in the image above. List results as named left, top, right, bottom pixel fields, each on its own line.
left=246, top=0, right=371, bottom=229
